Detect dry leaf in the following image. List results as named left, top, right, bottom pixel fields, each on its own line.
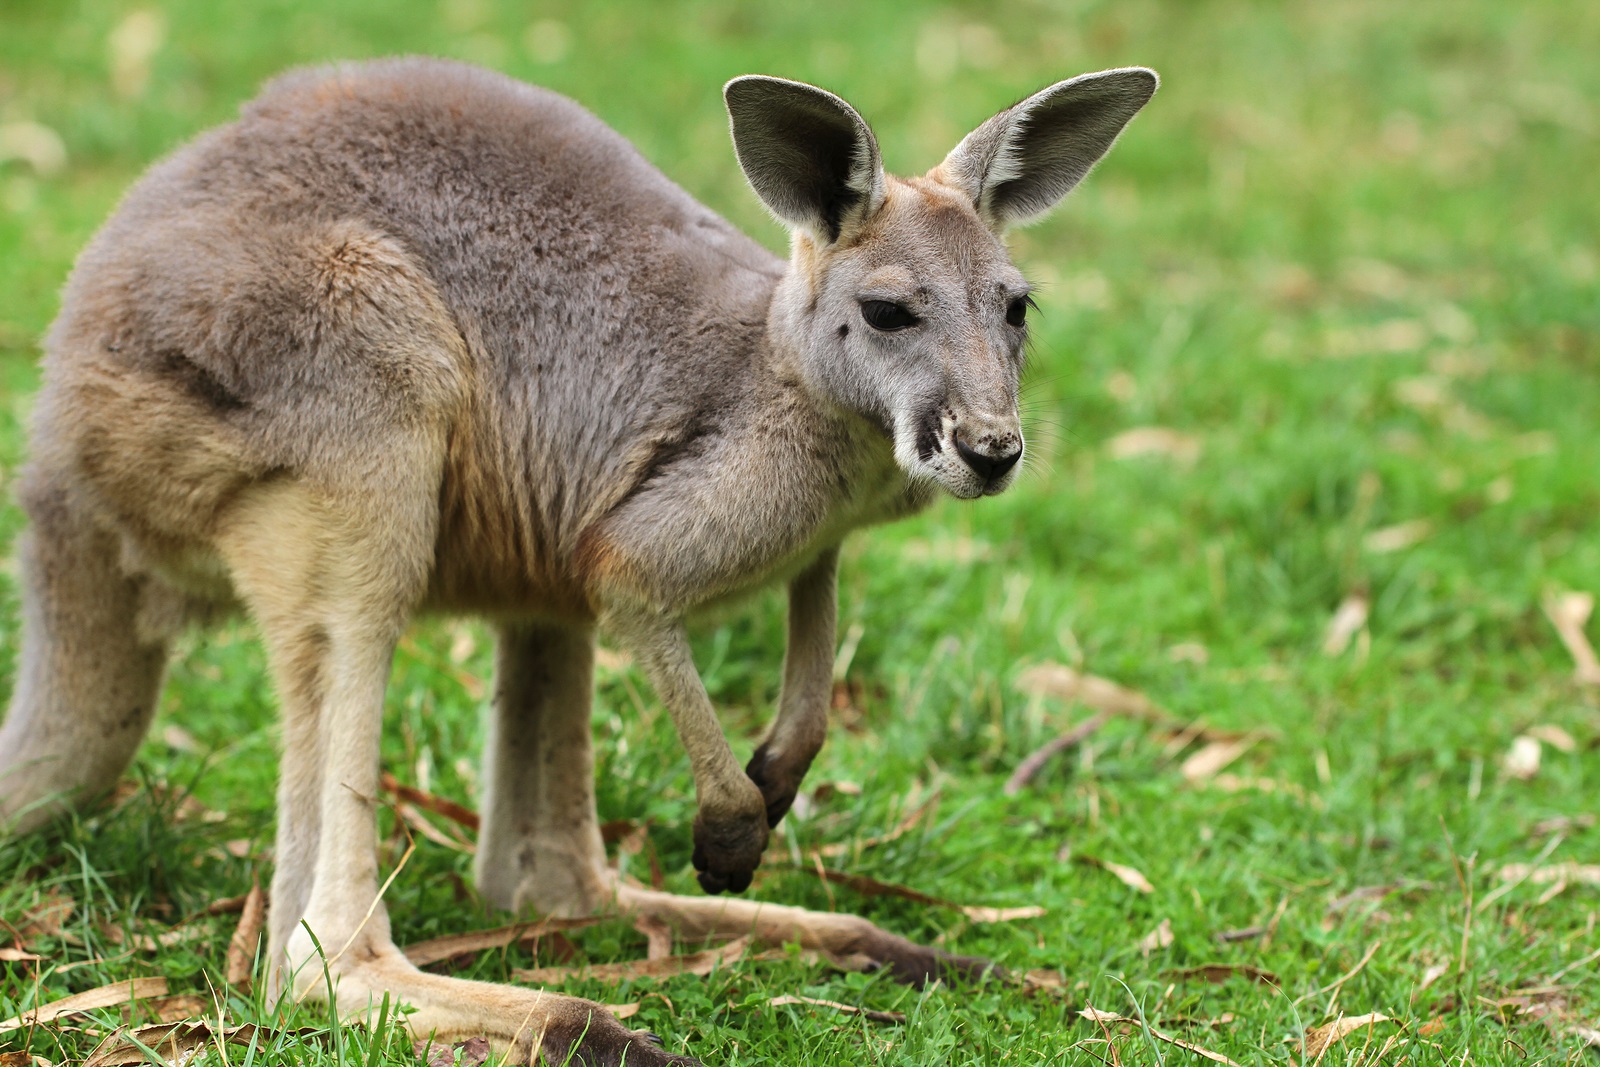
left=225, top=878, right=266, bottom=988
left=1206, top=774, right=1322, bottom=807
left=96, top=921, right=199, bottom=954
left=1542, top=592, right=1600, bottom=685
left=446, top=624, right=479, bottom=664
left=200, top=892, right=251, bottom=916
left=1322, top=592, right=1369, bottom=656
left=1392, top=373, right=1449, bottom=407
left=1181, top=737, right=1259, bottom=782
left=85, top=1021, right=303, bottom=1067
left=1326, top=884, right=1409, bottom=916
left=810, top=780, right=863, bottom=802
left=403, top=917, right=607, bottom=967
left=1155, top=1030, right=1244, bottom=1066
left=415, top=1035, right=492, bottom=1067
left=767, top=995, right=905, bottom=1025
left=0, top=948, right=44, bottom=963
left=1022, top=969, right=1068, bottom=992
left=1504, top=735, right=1542, bottom=781
left=0, top=976, right=168, bottom=1033
left=1301, top=1013, right=1395, bottom=1058
left=1003, top=714, right=1107, bottom=795
left=15, top=890, right=74, bottom=941
left=607, top=1002, right=640, bottom=1020
left=960, top=905, right=1048, bottom=923
left=1139, top=918, right=1174, bottom=956
left=515, top=938, right=749, bottom=984
left=145, top=995, right=212, bottom=1025
left=1076, top=1007, right=1243, bottom=1066
left=1328, top=319, right=1428, bottom=358
left=159, top=725, right=201, bottom=753
left=1166, top=964, right=1280, bottom=986
left=1015, top=664, right=1169, bottom=721
left=0, top=121, right=68, bottom=175
left=1390, top=375, right=1498, bottom=436
left=1106, top=427, right=1202, bottom=465
left=1529, top=814, right=1596, bottom=837
left=1075, top=855, right=1155, bottom=894
left=1489, top=986, right=1571, bottom=1020
left=1017, top=664, right=1256, bottom=747
left=1418, top=962, right=1450, bottom=993
left=396, top=802, right=477, bottom=854
left=1497, top=862, right=1600, bottom=886
left=810, top=868, right=1045, bottom=923
left=1525, top=725, right=1578, bottom=753
left=1364, top=520, right=1432, bottom=554
left=107, top=9, right=165, bottom=98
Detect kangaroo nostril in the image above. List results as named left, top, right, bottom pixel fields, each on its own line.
left=954, top=436, right=993, bottom=477
left=954, top=436, right=1022, bottom=481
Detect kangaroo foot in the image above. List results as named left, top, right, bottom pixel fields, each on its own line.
left=610, top=883, right=1002, bottom=988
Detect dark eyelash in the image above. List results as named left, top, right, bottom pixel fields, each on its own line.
left=1006, top=294, right=1038, bottom=327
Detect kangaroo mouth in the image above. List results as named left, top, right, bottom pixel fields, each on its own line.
left=892, top=403, right=1023, bottom=501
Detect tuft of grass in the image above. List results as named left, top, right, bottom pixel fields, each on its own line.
left=2, top=1, right=1598, bottom=1063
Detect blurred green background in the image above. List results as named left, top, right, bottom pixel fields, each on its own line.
left=1, top=1, right=1598, bottom=1064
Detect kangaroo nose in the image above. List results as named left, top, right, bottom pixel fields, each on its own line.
left=954, top=435, right=1022, bottom=481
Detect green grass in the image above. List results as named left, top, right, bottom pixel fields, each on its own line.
left=2, top=0, right=1598, bottom=1063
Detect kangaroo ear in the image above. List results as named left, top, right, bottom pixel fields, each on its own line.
left=939, top=67, right=1158, bottom=231
left=724, top=75, right=885, bottom=244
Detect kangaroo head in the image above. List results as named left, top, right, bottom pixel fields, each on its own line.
left=726, top=69, right=1157, bottom=499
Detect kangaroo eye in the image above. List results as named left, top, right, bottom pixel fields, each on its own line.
left=1006, top=295, right=1035, bottom=328
left=860, top=300, right=919, bottom=332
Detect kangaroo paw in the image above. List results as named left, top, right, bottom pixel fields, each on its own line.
left=689, top=804, right=767, bottom=895
left=744, top=742, right=813, bottom=829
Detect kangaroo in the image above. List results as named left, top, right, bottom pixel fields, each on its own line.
left=0, top=58, right=1156, bottom=1063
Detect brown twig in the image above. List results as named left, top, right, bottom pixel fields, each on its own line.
left=1003, top=714, right=1108, bottom=795
left=379, top=772, right=480, bottom=832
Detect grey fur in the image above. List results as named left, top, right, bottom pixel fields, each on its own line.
left=0, top=59, right=1156, bottom=1062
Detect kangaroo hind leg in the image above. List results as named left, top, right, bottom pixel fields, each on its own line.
left=474, top=621, right=610, bottom=917
left=0, top=472, right=172, bottom=834
left=221, top=456, right=690, bottom=1065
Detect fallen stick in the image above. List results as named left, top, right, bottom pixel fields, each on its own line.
left=1003, top=714, right=1108, bottom=795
